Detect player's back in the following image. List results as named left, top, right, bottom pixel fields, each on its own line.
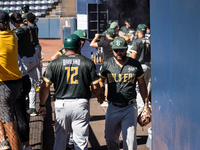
left=44, top=54, right=99, bottom=99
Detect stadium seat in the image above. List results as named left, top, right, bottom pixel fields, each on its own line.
left=10, top=1, right=16, bottom=7
left=16, top=6, right=21, bottom=11
left=41, top=5, right=48, bottom=10
left=9, top=7, right=16, bottom=14
left=35, top=12, right=41, bottom=17
left=3, top=1, right=10, bottom=6
left=22, top=1, right=29, bottom=5
left=35, top=1, right=42, bottom=5
left=35, top=6, right=42, bottom=11
left=16, top=1, right=22, bottom=6
left=29, top=1, right=35, bottom=6
left=30, top=6, right=35, bottom=10
left=0, top=1, right=3, bottom=6
left=47, top=0, right=54, bottom=9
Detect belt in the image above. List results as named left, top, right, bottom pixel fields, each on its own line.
left=109, top=100, right=134, bottom=108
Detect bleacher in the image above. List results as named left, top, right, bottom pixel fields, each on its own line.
left=0, top=0, right=60, bottom=17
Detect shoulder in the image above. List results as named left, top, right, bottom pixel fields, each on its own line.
left=128, top=57, right=141, bottom=65
left=103, top=57, right=114, bottom=65
left=120, top=26, right=126, bottom=30
left=79, top=55, right=94, bottom=65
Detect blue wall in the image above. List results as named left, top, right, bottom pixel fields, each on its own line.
left=151, top=0, right=200, bottom=149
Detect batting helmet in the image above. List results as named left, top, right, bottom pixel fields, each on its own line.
left=64, top=34, right=81, bottom=49
left=21, top=4, right=29, bottom=13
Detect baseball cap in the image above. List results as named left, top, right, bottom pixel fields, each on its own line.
left=111, top=37, right=128, bottom=49
left=0, top=10, right=9, bottom=23
left=73, top=30, right=88, bottom=40
left=3, top=9, right=9, bottom=15
left=104, top=28, right=115, bottom=35
left=110, top=21, right=118, bottom=29
left=137, top=24, right=147, bottom=32
left=22, top=13, right=28, bottom=19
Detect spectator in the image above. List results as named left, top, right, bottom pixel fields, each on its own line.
left=0, top=10, right=22, bottom=150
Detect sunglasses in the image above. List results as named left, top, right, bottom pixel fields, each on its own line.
left=113, top=49, right=126, bottom=53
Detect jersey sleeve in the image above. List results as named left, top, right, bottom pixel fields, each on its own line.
left=90, top=62, right=101, bottom=85
left=99, top=62, right=107, bottom=79
left=129, top=40, right=138, bottom=53
left=42, top=62, right=54, bottom=85
left=136, top=61, right=145, bottom=79
left=97, top=40, right=104, bottom=47
left=14, top=28, right=26, bottom=39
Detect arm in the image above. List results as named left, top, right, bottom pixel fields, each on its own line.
left=119, top=34, right=130, bottom=42
left=91, top=83, right=105, bottom=104
left=129, top=51, right=137, bottom=59
left=137, top=76, right=149, bottom=108
left=39, top=81, right=51, bottom=117
left=90, top=34, right=100, bottom=48
left=51, top=51, right=61, bottom=60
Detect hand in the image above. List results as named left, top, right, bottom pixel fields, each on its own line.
left=95, top=33, right=100, bottom=38
left=39, top=107, right=47, bottom=117
left=97, top=93, right=105, bottom=104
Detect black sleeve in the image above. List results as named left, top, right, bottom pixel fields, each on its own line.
left=21, top=74, right=31, bottom=95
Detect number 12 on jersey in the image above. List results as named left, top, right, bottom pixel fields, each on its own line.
left=65, top=67, right=78, bottom=84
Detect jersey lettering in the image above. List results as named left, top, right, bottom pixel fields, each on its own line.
left=107, top=73, right=136, bottom=83
left=65, top=67, right=78, bottom=84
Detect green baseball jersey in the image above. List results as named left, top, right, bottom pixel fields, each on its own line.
left=99, top=57, right=144, bottom=103
left=13, top=25, right=35, bottom=58
left=129, top=37, right=151, bottom=64
left=43, top=54, right=101, bottom=99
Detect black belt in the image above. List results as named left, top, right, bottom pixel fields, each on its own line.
left=109, top=101, right=134, bottom=108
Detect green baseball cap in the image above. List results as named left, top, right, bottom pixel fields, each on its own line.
left=137, top=24, right=147, bottom=32
left=73, top=30, right=88, bottom=40
left=3, top=9, right=9, bottom=15
left=111, top=37, right=127, bottom=49
left=110, top=21, right=118, bottom=29
left=22, top=13, right=28, bottom=19
left=104, top=28, right=115, bottom=35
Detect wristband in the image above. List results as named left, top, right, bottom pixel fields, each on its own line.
left=40, top=104, right=45, bottom=107
left=144, top=100, right=148, bottom=104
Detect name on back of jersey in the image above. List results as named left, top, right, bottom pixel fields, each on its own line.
left=63, top=59, right=80, bottom=66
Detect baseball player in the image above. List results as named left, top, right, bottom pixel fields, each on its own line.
left=51, top=30, right=88, bottom=60
left=27, top=12, right=42, bottom=91
left=21, top=4, right=30, bottom=14
left=10, top=12, right=39, bottom=116
left=129, top=24, right=151, bottom=116
left=39, top=34, right=104, bottom=150
left=99, top=37, right=149, bottom=150
left=119, top=18, right=135, bottom=38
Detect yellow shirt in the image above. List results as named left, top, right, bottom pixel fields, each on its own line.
left=0, top=30, right=22, bottom=82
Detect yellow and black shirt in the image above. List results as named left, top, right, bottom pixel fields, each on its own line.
left=0, top=30, right=22, bottom=82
